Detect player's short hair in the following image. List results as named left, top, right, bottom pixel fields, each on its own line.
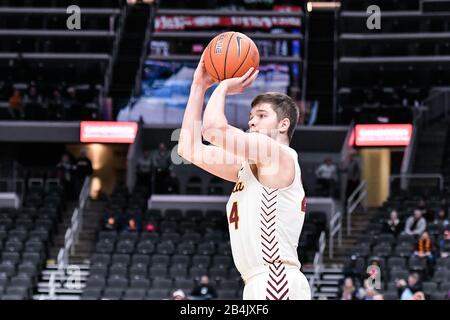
left=251, top=92, right=300, bottom=141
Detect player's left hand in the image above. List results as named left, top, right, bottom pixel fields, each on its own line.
left=220, top=67, right=259, bottom=96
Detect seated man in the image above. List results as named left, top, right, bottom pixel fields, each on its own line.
left=404, top=209, right=427, bottom=237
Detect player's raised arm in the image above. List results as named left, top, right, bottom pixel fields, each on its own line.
left=201, top=68, right=292, bottom=174
left=177, top=55, right=244, bottom=182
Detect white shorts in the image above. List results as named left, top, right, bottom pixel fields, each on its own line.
left=242, top=265, right=311, bottom=300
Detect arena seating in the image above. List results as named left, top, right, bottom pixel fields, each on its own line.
left=344, top=191, right=450, bottom=300
left=0, top=0, right=124, bottom=120
left=0, top=178, right=64, bottom=300
left=338, top=0, right=450, bottom=123
left=82, top=183, right=325, bottom=300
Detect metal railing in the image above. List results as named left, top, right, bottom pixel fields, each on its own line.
left=103, top=4, right=128, bottom=98
left=134, top=4, right=156, bottom=97
left=328, top=211, right=342, bottom=259
left=309, top=231, right=326, bottom=298
left=390, top=174, right=444, bottom=192
left=57, top=177, right=90, bottom=269
left=346, top=180, right=367, bottom=236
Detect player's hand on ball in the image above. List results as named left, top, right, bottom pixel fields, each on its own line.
left=193, top=53, right=217, bottom=90
left=220, top=67, right=259, bottom=96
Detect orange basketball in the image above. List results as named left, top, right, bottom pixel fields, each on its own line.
left=203, top=31, right=260, bottom=81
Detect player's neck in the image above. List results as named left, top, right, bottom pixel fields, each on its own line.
left=275, top=135, right=290, bottom=146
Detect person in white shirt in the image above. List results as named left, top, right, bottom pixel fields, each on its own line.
left=315, top=158, right=337, bottom=196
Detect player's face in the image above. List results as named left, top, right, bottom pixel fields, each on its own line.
left=248, top=103, right=279, bottom=137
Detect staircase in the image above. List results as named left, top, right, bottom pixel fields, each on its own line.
left=71, top=200, right=107, bottom=264
left=109, top=4, right=153, bottom=116
left=324, top=208, right=379, bottom=266
left=33, top=200, right=106, bottom=299
left=47, top=201, right=78, bottom=261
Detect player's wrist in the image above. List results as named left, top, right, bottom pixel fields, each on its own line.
left=191, top=82, right=208, bottom=93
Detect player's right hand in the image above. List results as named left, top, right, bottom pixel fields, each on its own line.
left=193, top=53, right=217, bottom=91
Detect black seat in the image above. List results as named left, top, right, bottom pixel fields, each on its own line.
left=171, top=255, right=190, bottom=268
left=81, top=288, right=102, bottom=300
left=160, top=232, right=181, bottom=244
left=169, top=266, right=188, bottom=279
left=174, top=278, right=194, bottom=291
left=107, top=275, right=128, bottom=289
left=192, top=255, right=211, bottom=269
left=181, top=232, right=201, bottom=244
left=212, top=255, right=232, bottom=269
left=115, top=240, right=135, bottom=254
left=123, top=288, right=146, bottom=300
left=131, top=254, right=150, bottom=265
left=209, top=267, right=228, bottom=281
left=184, top=210, right=203, bottom=222
left=217, top=289, right=237, bottom=299
left=408, top=256, right=427, bottom=272
left=189, top=267, right=208, bottom=280
left=164, top=209, right=183, bottom=221
left=151, top=254, right=170, bottom=267
left=136, top=240, right=155, bottom=255
left=176, top=243, right=195, bottom=255
left=129, top=275, right=150, bottom=289
left=1, top=252, right=21, bottom=265
left=102, top=287, right=124, bottom=299
left=387, top=257, right=406, bottom=270
left=149, top=265, right=168, bottom=278
left=111, top=254, right=130, bottom=266
left=96, top=241, right=114, bottom=254
left=146, top=288, right=169, bottom=300
left=152, top=278, right=173, bottom=289
left=197, top=243, right=216, bottom=255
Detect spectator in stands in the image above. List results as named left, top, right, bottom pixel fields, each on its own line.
left=433, top=208, right=449, bottom=227
left=191, top=275, right=218, bottom=300
left=412, top=291, right=426, bottom=300
left=65, top=87, right=82, bottom=120
left=143, top=219, right=158, bottom=233
left=315, top=158, right=338, bottom=197
left=119, top=212, right=142, bottom=232
left=343, top=255, right=364, bottom=281
left=355, top=277, right=378, bottom=300
left=57, top=153, right=75, bottom=199
left=440, top=198, right=449, bottom=217
left=23, top=85, right=43, bottom=120
left=383, top=209, right=402, bottom=237
left=151, top=142, right=174, bottom=194
left=343, top=150, right=361, bottom=200
left=417, top=198, right=432, bottom=222
left=339, top=277, right=357, bottom=300
left=102, top=211, right=118, bottom=230
left=74, top=149, right=93, bottom=195
left=46, top=88, right=64, bottom=120
left=170, top=289, right=187, bottom=300
left=396, top=273, right=422, bottom=300
left=414, top=231, right=436, bottom=276
left=137, top=150, right=152, bottom=193
left=8, top=89, right=23, bottom=119
left=404, top=209, right=427, bottom=237
left=438, top=229, right=450, bottom=258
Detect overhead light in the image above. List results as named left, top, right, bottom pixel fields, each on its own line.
left=307, top=1, right=341, bottom=12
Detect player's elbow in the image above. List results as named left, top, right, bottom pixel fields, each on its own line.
left=201, top=123, right=227, bottom=144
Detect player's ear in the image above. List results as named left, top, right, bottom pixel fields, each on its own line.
left=278, top=118, right=290, bottom=134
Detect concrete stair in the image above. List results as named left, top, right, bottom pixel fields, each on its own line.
left=324, top=208, right=379, bottom=266
left=69, top=200, right=107, bottom=264
left=47, top=201, right=78, bottom=261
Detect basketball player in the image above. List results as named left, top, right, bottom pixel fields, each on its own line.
left=178, top=55, right=311, bottom=300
